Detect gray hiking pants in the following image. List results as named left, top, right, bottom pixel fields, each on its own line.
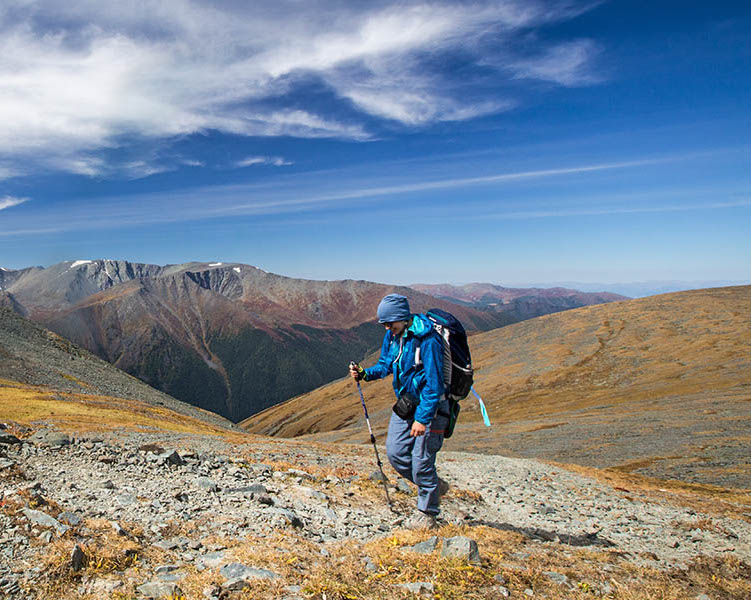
left=386, top=406, right=448, bottom=515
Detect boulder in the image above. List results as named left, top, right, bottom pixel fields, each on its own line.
left=137, top=581, right=182, bottom=598
left=408, top=536, right=442, bottom=554
left=395, top=581, right=434, bottom=596
left=441, top=536, right=481, bottom=565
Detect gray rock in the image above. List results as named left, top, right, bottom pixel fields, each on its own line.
left=137, top=581, right=182, bottom=598
left=397, top=479, right=413, bottom=494
left=0, top=459, right=15, bottom=470
left=223, top=578, right=250, bottom=592
left=496, top=586, right=510, bottom=597
left=58, top=511, right=82, bottom=526
left=300, top=486, right=328, bottom=501
left=196, top=477, right=219, bottom=492
left=369, top=470, right=389, bottom=483
left=115, top=493, right=137, bottom=506
left=544, top=571, right=569, bottom=586
left=524, top=589, right=535, bottom=596
left=227, top=484, right=267, bottom=494
left=161, top=450, right=185, bottom=466
left=29, top=430, right=70, bottom=448
left=199, top=551, right=227, bottom=569
left=153, top=539, right=181, bottom=551
left=363, top=557, right=378, bottom=572
left=71, top=545, right=86, bottom=571
left=0, top=433, right=21, bottom=445
left=395, top=581, right=434, bottom=596
left=408, top=536, right=442, bottom=554
left=21, top=508, right=69, bottom=535
left=219, top=562, right=280, bottom=581
left=695, top=595, right=711, bottom=600
left=155, top=564, right=180, bottom=574
left=441, top=536, right=481, bottom=565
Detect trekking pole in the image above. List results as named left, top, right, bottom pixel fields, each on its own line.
left=350, top=361, right=394, bottom=511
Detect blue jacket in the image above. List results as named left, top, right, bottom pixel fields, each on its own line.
left=364, top=313, right=445, bottom=425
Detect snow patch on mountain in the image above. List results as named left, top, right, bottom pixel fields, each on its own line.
left=209, top=262, right=223, bottom=267
left=69, top=260, right=93, bottom=269
left=233, top=267, right=241, bottom=274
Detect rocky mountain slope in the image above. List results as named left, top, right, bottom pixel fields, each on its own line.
left=1, top=418, right=749, bottom=599
left=0, top=306, right=238, bottom=432
left=243, top=286, right=751, bottom=490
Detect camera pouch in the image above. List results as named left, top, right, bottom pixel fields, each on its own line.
left=392, top=394, right=417, bottom=420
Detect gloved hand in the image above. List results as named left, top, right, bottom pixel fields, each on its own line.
left=349, top=362, right=366, bottom=381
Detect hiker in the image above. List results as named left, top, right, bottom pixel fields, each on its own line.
left=349, top=293, right=449, bottom=529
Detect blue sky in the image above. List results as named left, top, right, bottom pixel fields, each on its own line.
left=0, top=0, right=749, bottom=286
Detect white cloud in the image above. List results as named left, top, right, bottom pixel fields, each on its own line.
left=510, top=40, right=602, bottom=85
left=235, top=156, right=293, bottom=168
left=0, top=196, right=29, bottom=211
left=0, top=1, right=601, bottom=176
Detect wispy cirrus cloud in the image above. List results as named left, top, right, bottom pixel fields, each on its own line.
left=0, top=155, right=697, bottom=234
left=0, top=195, right=29, bottom=211
left=235, top=156, right=293, bottom=168
left=0, top=1, right=602, bottom=178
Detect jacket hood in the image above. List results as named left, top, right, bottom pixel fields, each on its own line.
left=408, top=313, right=434, bottom=339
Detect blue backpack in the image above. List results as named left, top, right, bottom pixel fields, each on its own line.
left=416, top=308, right=475, bottom=438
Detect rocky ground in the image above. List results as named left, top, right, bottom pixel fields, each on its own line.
left=1, top=422, right=750, bottom=599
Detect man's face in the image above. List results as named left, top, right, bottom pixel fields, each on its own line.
left=383, top=320, right=408, bottom=337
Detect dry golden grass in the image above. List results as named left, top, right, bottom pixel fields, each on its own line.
left=0, top=377, right=234, bottom=437
left=10, top=500, right=750, bottom=600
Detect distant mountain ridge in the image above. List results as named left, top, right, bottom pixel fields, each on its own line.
left=516, top=280, right=751, bottom=298
left=411, top=282, right=626, bottom=322
left=2, top=259, right=624, bottom=423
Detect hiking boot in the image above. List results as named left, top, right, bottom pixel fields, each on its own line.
left=437, top=477, right=450, bottom=497
left=404, top=510, right=438, bottom=530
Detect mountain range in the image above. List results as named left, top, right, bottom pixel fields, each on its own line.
left=0, top=259, right=624, bottom=423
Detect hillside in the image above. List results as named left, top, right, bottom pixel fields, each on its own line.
left=243, top=286, right=751, bottom=489
left=0, top=306, right=238, bottom=434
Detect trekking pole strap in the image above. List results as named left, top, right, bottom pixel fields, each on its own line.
left=471, top=386, right=492, bottom=427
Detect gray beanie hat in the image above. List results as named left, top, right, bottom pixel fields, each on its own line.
left=377, top=294, right=411, bottom=323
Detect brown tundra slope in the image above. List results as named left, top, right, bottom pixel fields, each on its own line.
left=243, top=286, right=751, bottom=489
